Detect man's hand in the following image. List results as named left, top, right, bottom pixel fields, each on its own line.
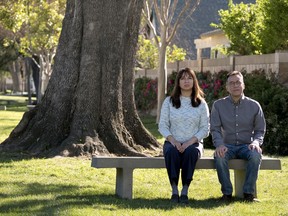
left=248, top=142, right=262, bottom=153
left=215, top=145, right=228, bottom=158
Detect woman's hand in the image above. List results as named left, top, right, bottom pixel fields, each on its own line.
left=180, top=137, right=198, bottom=153
left=174, top=142, right=182, bottom=152
left=179, top=143, right=190, bottom=153
left=167, top=135, right=181, bottom=151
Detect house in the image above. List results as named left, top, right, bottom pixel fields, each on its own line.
left=194, top=29, right=230, bottom=60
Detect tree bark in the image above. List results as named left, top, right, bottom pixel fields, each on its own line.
left=8, top=60, right=22, bottom=92
left=156, top=37, right=168, bottom=123
left=1, top=0, right=160, bottom=157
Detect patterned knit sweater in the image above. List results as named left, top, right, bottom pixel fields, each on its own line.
left=158, top=96, right=210, bottom=144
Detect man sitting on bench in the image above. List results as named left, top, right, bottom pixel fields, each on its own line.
left=210, top=71, right=266, bottom=202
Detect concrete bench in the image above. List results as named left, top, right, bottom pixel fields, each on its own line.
left=91, top=156, right=281, bottom=199
left=27, top=105, right=36, bottom=110
left=0, top=105, right=7, bottom=110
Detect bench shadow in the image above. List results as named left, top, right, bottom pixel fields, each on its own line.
left=56, top=194, right=243, bottom=210
left=0, top=178, right=244, bottom=215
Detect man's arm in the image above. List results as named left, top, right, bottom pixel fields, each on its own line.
left=249, top=102, right=266, bottom=153
left=210, top=102, right=224, bottom=148
left=253, top=103, right=266, bottom=146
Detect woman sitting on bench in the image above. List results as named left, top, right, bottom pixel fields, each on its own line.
left=158, top=68, right=210, bottom=204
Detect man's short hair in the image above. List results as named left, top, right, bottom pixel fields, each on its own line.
left=226, top=71, right=243, bottom=81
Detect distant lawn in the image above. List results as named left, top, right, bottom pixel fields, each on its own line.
left=0, top=95, right=31, bottom=143
left=0, top=94, right=32, bottom=112
left=0, top=94, right=287, bottom=215
left=140, top=114, right=164, bottom=143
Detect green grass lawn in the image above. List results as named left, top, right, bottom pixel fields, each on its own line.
left=0, top=95, right=287, bottom=215
left=0, top=95, right=31, bottom=143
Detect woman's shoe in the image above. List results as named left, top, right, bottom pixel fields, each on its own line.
left=179, top=195, right=189, bottom=204
left=170, top=194, right=179, bottom=203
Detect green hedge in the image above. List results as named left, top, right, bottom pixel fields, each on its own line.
left=134, top=69, right=288, bottom=156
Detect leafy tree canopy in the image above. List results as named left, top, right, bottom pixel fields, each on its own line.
left=136, top=35, right=186, bottom=70
left=0, top=0, right=65, bottom=58
left=212, top=0, right=288, bottom=55
left=259, top=0, right=288, bottom=53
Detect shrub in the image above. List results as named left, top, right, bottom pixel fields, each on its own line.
left=134, top=77, right=157, bottom=111
left=243, top=70, right=288, bottom=156
left=134, top=71, right=178, bottom=112
left=196, top=70, right=227, bottom=108
left=134, top=69, right=288, bottom=155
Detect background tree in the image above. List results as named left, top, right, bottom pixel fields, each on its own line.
left=0, top=0, right=65, bottom=101
left=213, top=0, right=288, bottom=56
left=0, top=39, right=21, bottom=92
left=21, top=0, right=65, bottom=101
left=136, top=35, right=186, bottom=76
left=142, top=0, right=201, bottom=122
left=1, top=0, right=160, bottom=157
left=211, top=0, right=263, bottom=55
left=0, top=1, right=25, bottom=92
left=167, top=44, right=186, bottom=72
left=0, top=26, right=19, bottom=69
left=136, top=35, right=158, bottom=76
left=258, top=0, right=288, bottom=53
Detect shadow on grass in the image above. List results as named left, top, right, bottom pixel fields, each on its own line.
left=56, top=194, right=235, bottom=210
left=0, top=178, right=244, bottom=215
left=0, top=151, right=38, bottom=163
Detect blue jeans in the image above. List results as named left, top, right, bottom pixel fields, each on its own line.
left=163, top=141, right=200, bottom=187
left=214, top=144, right=262, bottom=195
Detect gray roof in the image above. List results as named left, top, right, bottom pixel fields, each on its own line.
left=200, top=29, right=224, bottom=38
left=171, top=0, right=256, bottom=59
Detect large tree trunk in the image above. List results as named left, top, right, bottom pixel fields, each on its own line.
left=0, top=0, right=160, bottom=157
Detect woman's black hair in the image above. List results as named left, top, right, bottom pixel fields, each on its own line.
left=170, top=68, right=204, bottom=108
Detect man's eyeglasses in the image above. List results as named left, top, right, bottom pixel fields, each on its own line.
left=227, top=81, right=242, bottom=87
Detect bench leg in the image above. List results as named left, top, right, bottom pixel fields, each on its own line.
left=116, top=168, right=134, bottom=199
left=234, top=170, right=257, bottom=198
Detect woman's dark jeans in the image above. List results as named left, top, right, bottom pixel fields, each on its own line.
left=163, top=141, right=200, bottom=186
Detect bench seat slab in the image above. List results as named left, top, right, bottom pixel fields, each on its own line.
left=91, top=156, right=281, bottom=199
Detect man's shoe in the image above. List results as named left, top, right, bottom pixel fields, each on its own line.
left=179, top=195, right=189, bottom=204
left=219, top=194, right=232, bottom=202
left=170, top=194, right=179, bottom=203
left=243, top=193, right=260, bottom=202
